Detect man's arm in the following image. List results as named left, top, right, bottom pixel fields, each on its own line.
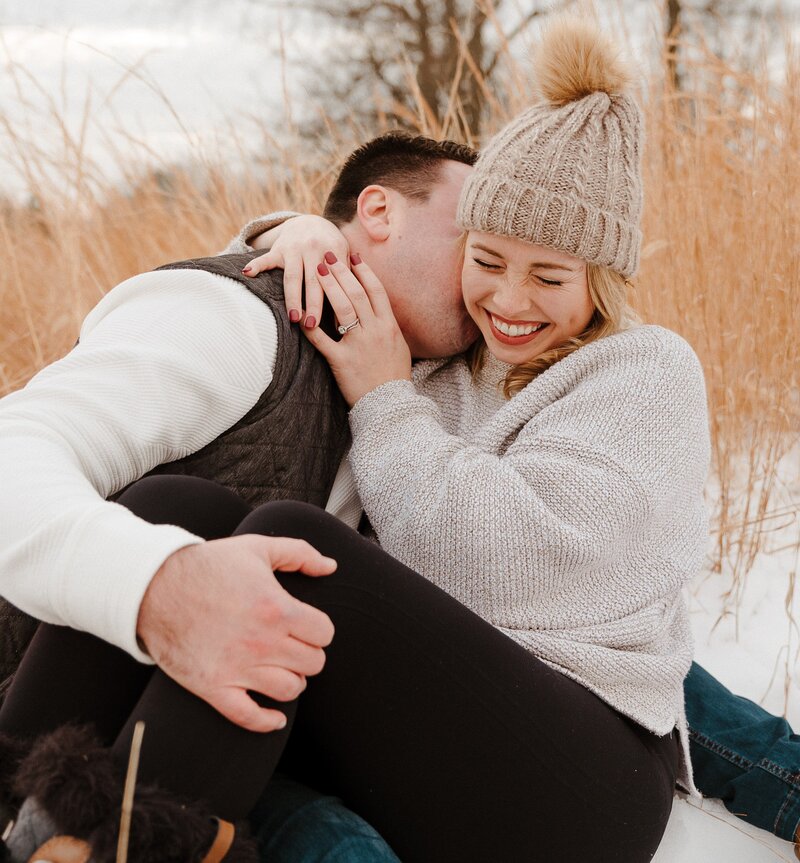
left=0, top=268, right=335, bottom=730
left=0, top=269, right=276, bottom=657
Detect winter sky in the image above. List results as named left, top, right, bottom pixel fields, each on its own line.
left=0, top=0, right=301, bottom=195
left=1, top=0, right=798, bottom=197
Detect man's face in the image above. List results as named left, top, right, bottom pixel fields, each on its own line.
left=382, top=161, right=480, bottom=359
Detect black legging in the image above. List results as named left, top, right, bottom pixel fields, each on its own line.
left=0, top=475, right=680, bottom=863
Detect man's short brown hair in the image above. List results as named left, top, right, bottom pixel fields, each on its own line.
left=323, top=132, right=477, bottom=226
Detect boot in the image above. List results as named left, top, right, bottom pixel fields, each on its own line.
left=2, top=724, right=256, bottom=863
left=19, top=817, right=240, bottom=863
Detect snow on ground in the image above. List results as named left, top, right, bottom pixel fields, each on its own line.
left=655, top=795, right=796, bottom=862
left=657, top=445, right=800, bottom=861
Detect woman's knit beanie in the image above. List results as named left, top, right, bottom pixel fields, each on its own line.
left=457, top=17, right=643, bottom=278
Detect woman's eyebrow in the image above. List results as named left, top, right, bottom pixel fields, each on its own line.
left=471, top=243, right=579, bottom=272
left=527, top=261, right=578, bottom=272
left=470, top=243, right=505, bottom=258
left=470, top=243, right=578, bottom=272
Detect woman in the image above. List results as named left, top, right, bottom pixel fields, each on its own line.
left=0, top=19, right=708, bottom=863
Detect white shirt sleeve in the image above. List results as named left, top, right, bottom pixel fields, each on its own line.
left=0, top=269, right=278, bottom=661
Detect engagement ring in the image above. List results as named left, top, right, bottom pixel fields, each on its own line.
left=337, top=318, right=360, bottom=335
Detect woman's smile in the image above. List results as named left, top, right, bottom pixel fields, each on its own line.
left=485, top=309, right=551, bottom=345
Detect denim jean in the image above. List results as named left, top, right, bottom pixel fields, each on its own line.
left=249, top=774, right=401, bottom=863
left=686, top=661, right=800, bottom=843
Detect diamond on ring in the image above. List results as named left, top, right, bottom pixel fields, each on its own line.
left=337, top=318, right=360, bottom=335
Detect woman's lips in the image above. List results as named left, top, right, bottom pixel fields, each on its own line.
left=485, top=309, right=550, bottom=346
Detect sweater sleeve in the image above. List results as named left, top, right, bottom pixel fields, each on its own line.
left=347, top=335, right=709, bottom=602
left=0, top=270, right=278, bottom=661
left=220, top=212, right=301, bottom=254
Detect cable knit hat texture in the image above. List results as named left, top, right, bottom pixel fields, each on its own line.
left=457, top=18, right=644, bottom=278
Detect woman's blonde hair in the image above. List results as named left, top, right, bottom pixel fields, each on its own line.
left=466, top=259, right=640, bottom=398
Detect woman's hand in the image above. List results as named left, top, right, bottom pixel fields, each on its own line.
left=303, top=252, right=412, bottom=407
left=242, top=215, right=350, bottom=328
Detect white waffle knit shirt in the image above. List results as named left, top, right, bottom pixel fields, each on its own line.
left=346, top=325, right=710, bottom=790
left=0, top=224, right=357, bottom=666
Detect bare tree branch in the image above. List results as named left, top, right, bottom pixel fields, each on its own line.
left=484, top=0, right=568, bottom=79
left=291, top=0, right=575, bottom=134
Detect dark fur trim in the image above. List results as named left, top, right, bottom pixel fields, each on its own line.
left=0, top=732, right=32, bottom=811
left=13, top=724, right=121, bottom=838
left=10, top=725, right=256, bottom=862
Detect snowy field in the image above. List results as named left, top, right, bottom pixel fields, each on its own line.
left=655, top=795, right=796, bottom=862
left=657, top=446, right=800, bottom=862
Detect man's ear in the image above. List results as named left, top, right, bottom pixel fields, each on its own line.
left=355, top=185, right=393, bottom=242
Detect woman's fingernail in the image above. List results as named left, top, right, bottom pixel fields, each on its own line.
left=277, top=715, right=287, bottom=730
left=350, top=253, right=362, bottom=266
left=289, top=309, right=301, bottom=323
left=324, top=251, right=337, bottom=265
left=304, top=316, right=317, bottom=329
left=317, top=263, right=329, bottom=276
left=242, top=266, right=252, bottom=275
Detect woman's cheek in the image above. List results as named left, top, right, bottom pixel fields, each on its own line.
left=566, top=292, right=594, bottom=331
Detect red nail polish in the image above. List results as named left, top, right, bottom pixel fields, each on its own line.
left=350, top=253, right=362, bottom=266
left=304, top=316, right=317, bottom=329
left=289, top=309, right=301, bottom=323
left=324, top=251, right=337, bottom=265
left=317, top=263, right=329, bottom=276
left=242, top=266, right=252, bottom=274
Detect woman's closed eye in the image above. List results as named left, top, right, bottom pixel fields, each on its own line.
left=473, top=257, right=503, bottom=270
left=472, top=256, right=563, bottom=286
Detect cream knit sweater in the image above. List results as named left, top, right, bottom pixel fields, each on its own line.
left=347, top=324, right=710, bottom=790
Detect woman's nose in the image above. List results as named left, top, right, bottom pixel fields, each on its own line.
left=492, top=278, right=536, bottom=318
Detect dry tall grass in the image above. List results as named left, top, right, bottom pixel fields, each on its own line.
left=0, top=17, right=797, bottom=607
left=640, top=42, right=800, bottom=618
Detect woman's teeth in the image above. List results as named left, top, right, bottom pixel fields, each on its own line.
left=490, top=315, right=546, bottom=337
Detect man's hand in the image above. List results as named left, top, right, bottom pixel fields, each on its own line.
left=137, top=535, right=337, bottom=732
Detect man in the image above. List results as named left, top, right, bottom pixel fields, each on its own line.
left=0, top=132, right=798, bottom=859
left=0, top=133, right=476, bottom=731
left=0, top=133, right=476, bottom=859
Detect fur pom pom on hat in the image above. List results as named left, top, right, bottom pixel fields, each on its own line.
left=534, top=17, right=632, bottom=105
left=457, top=17, right=643, bottom=278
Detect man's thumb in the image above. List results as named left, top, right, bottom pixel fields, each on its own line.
left=257, top=536, right=337, bottom=576
left=215, top=688, right=288, bottom=733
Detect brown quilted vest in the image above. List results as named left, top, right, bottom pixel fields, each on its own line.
left=0, top=253, right=350, bottom=699
left=139, top=252, right=350, bottom=507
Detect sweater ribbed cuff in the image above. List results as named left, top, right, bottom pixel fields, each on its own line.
left=349, top=380, right=428, bottom=437
left=221, top=212, right=301, bottom=255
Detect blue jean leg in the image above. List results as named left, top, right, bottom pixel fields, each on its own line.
left=249, top=774, right=401, bottom=863
left=685, top=661, right=800, bottom=842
